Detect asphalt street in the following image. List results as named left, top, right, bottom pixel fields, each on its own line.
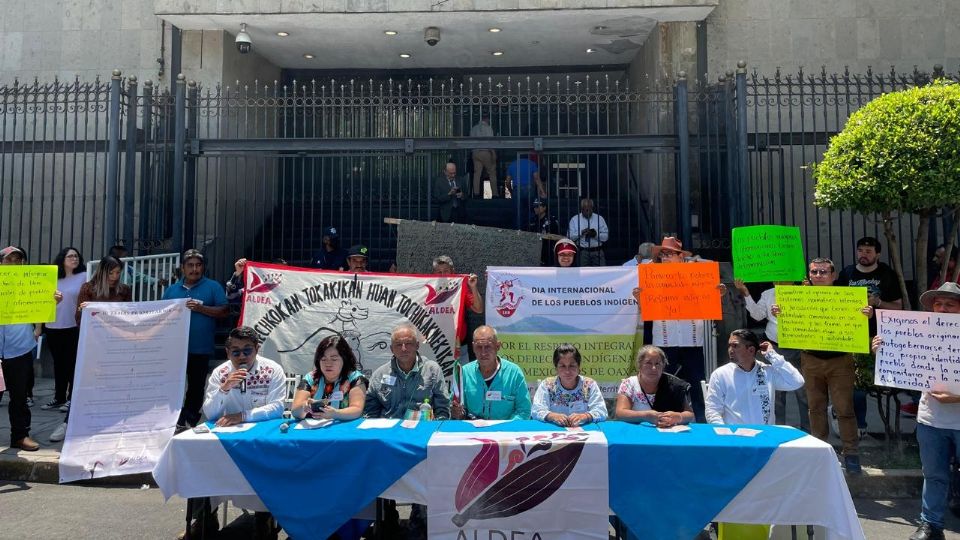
left=1, top=481, right=959, bottom=539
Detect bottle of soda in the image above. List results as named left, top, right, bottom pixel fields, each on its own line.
left=419, top=398, right=434, bottom=421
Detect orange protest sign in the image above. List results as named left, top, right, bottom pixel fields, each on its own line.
left=638, top=262, right=722, bottom=321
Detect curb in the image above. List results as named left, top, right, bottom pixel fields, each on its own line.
left=0, top=451, right=157, bottom=487
left=846, top=467, right=922, bottom=498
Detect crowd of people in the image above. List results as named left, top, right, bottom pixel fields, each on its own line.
left=2, top=224, right=959, bottom=540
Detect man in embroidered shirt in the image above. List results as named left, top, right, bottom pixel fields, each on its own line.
left=451, top=325, right=531, bottom=420
left=567, top=198, right=609, bottom=266
left=705, top=329, right=804, bottom=425
left=202, top=326, right=286, bottom=426
left=179, top=326, right=285, bottom=539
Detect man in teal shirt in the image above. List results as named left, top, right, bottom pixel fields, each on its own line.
left=452, top=325, right=531, bottom=420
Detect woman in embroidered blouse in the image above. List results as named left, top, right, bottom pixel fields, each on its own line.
left=532, top=343, right=608, bottom=426
left=615, top=345, right=694, bottom=428
left=291, top=335, right=368, bottom=421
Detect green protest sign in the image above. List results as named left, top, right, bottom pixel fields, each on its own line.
left=732, top=225, right=806, bottom=282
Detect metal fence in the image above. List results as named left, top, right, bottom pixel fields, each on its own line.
left=1, top=63, right=956, bottom=284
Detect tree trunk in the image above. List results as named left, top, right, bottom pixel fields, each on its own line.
left=940, top=208, right=959, bottom=284
left=916, top=210, right=931, bottom=298
left=882, top=211, right=912, bottom=310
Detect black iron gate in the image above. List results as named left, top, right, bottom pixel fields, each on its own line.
left=2, top=63, right=954, bottom=280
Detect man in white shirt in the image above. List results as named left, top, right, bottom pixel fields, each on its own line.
left=705, top=329, right=804, bottom=425
left=178, top=326, right=286, bottom=539
left=622, top=242, right=655, bottom=267
left=733, top=279, right=809, bottom=432
left=567, top=198, right=609, bottom=266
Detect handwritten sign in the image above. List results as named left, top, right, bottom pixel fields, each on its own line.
left=732, top=225, right=806, bottom=282
left=0, top=265, right=58, bottom=324
left=875, top=309, right=960, bottom=393
left=775, top=285, right=869, bottom=353
left=638, top=262, right=722, bottom=321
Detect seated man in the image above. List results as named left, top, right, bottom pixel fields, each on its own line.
left=451, top=325, right=531, bottom=421
left=363, top=323, right=450, bottom=538
left=178, top=326, right=286, bottom=540
left=364, top=322, right=451, bottom=419
left=705, top=329, right=804, bottom=425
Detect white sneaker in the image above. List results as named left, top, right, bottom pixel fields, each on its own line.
left=59, top=400, right=70, bottom=413
left=49, top=422, right=68, bottom=442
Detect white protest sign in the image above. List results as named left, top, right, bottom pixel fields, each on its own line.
left=875, top=308, right=960, bottom=393
left=59, top=299, right=190, bottom=483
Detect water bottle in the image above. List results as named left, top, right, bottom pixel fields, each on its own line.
left=419, top=398, right=434, bottom=421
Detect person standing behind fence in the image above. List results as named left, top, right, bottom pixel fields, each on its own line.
left=433, top=162, right=470, bottom=224
left=470, top=114, right=498, bottom=198
left=51, top=256, right=134, bottom=442
left=163, top=249, right=229, bottom=429
left=733, top=278, right=809, bottom=432
left=567, top=198, right=609, bottom=266
left=41, top=247, right=86, bottom=415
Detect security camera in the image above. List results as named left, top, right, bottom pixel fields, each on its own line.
left=236, top=23, right=252, bottom=54
left=424, top=26, right=440, bottom=46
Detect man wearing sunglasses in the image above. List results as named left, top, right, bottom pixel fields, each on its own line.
left=178, top=326, right=286, bottom=539
left=772, top=257, right=873, bottom=475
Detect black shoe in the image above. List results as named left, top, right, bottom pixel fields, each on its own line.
left=843, top=454, right=862, bottom=475
left=175, top=515, right=219, bottom=539
left=909, top=522, right=945, bottom=540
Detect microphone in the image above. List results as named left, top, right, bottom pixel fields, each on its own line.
left=238, top=363, right=248, bottom=394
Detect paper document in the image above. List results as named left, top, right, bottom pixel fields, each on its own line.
left=358, top=418, right=400, bottom=429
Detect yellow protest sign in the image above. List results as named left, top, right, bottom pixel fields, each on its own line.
left=775, top=285, right=869, bottom=353
left=0, top=265, right=58, bottom=324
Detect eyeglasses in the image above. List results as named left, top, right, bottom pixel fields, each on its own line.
left=640, top=361, right=665, bottom=369
left=809, top=269, right=832, bottom=276
left=229, top=347, right=255, bottom=357
left=65, top=254, right=79, bottom=259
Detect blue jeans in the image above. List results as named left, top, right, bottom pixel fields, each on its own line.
left=917, top=422, right=960, bottom=528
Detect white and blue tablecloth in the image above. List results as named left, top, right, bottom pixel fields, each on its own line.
left=153, top=419, right=865, bottom=540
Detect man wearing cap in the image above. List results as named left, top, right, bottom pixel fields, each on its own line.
left=433, top=162, right=470, bottom=223
left=874, top=283, right=960, bottom=540
left=433, top=256, right=483, bottom=362
left=311, top=226, right=348, bottom=271
left=528, top=198, right=560, bottom=266
left=772, top=257, right=873, bottom=475
left=346, top=245, right=369, bottom=273
left=0, top=246, right=62, bottom=451
left=555, top=238, right=578, bottom=268
left=162, top=249, right=230, bottom=428
left=567, top=198, right=609, bottom=266
left=470, top=114, right=498, bottom=198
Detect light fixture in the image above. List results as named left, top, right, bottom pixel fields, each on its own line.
left=492, top=51, right=504, bottom=56
left=488, top=27, right=501, bottom=33
left=303, top=53, right=315, bottom=59
left=586, top=48, right=596, bottom=53
left=399, top=53, right=411, bottom=58
left=594, top=25, right=607, bottom=31
left=384, top=30, right=398, bottom=36
left=276, top=31, right=289, bottom=37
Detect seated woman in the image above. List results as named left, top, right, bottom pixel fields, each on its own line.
left=615, top=345, right=694, bottom=428
left=532, top=343, right=607, bottom=426
left=292, top=335, right=368, bottom=421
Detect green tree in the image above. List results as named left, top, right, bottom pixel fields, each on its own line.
left=814, top=81, right=960, bottom=307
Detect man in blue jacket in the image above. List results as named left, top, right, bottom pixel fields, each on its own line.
left=452, top=325, right=531, bottom=420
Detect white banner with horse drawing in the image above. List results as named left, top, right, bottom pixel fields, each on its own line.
left=239, top=263, right=466, bottom=378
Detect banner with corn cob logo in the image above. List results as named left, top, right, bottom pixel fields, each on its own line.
left=426, top=429, right=609, bottom=539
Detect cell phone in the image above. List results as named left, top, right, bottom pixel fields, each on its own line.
left=192, top=424, right=210, bottom=434
left=310, top=400, right=329, bottom=413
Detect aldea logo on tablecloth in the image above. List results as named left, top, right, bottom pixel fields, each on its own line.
left=452, top=432, right=589, bottom=531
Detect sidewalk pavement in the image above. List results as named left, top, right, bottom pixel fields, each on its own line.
left=1, top=377, right=925, bottom=499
